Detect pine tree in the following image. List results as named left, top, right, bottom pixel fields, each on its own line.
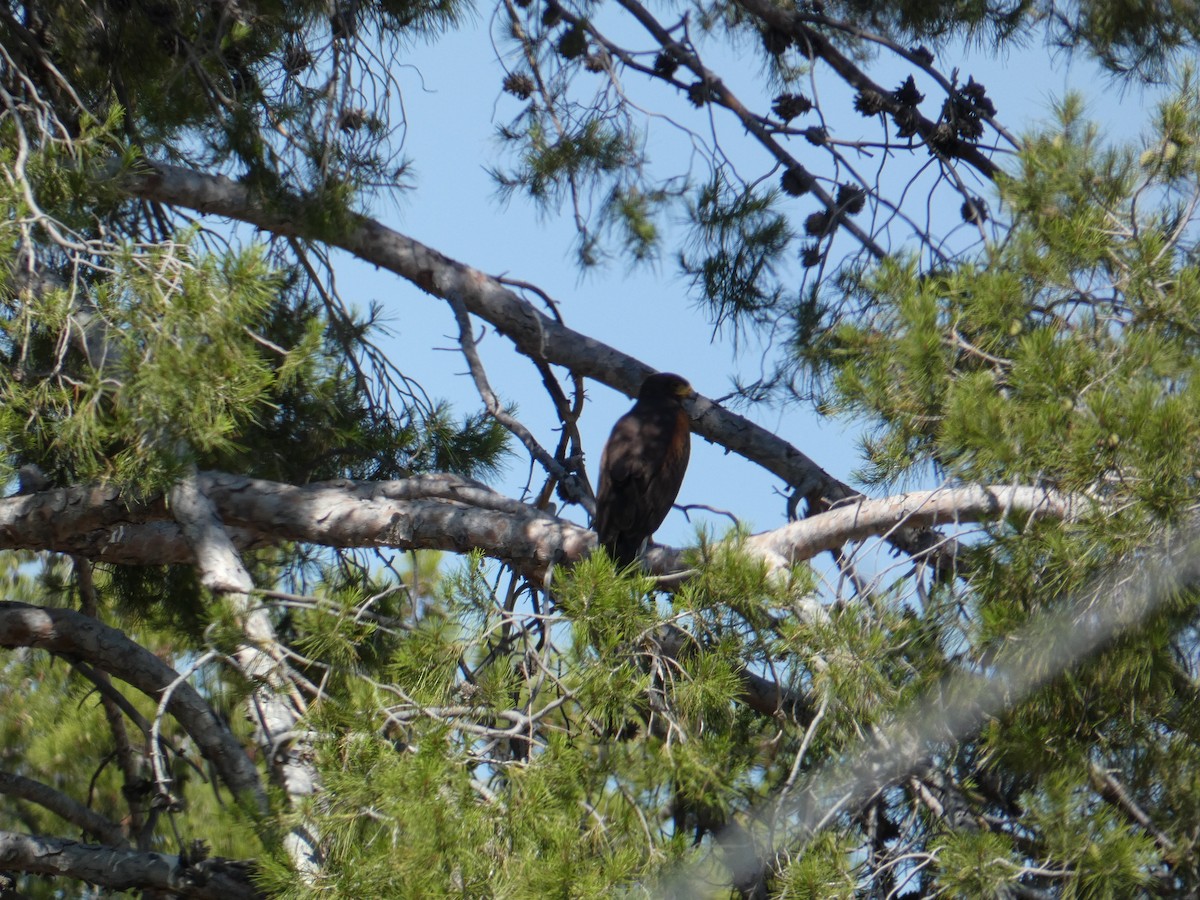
left=0, top=2, right=1199, bottom=898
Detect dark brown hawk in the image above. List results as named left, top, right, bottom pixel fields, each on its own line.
left=594, top=372, right=693, bottom=565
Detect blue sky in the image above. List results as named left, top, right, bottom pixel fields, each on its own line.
left=340, top=16, right=1167, bottom=554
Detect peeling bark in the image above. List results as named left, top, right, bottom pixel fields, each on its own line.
left=0, top=475, right=1087, bottom=583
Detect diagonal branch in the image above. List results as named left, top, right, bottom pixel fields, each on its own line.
left=0, top=603, right=265, bottom=811
left=168, top=471, right=320, bottom=875
left=0, top=829, right=259, bottom=900
left=117, top=163, right=835, bottom=492
left=650, top=484, right=1090, bottom=573
left=745, top=483, right=1086, bottom=569
left=1088, top=762, right=1178, bottom=858
left=0, top=771, right=126, bottom=848
left=116, top=158, right=959, bottom=565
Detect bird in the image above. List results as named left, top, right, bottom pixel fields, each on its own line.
left=593, top=372, right=693, bottom=566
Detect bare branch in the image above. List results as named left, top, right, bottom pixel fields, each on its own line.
left=169, top=472, right=255, bottom=598
left=168, top=471, right=321, bottom=876
left=0, top=829, right=259, bottom=900
left=0, top=476, right=1088, bottom=586
left=0, top=472, right=594, bottom=576
left=0, top=604, right=265, bottom=810
left=0, top=772, right=126, bottom=848
left=743, top=484, right=1089, bottom=568
left=649, top=484, right=1090, bottom=573
left=447, top=294, right=591, bottom=511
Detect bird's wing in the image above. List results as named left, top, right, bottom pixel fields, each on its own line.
left=595, top=408, right=686, bottom=542
left=594, top=414, right=650, bottom=536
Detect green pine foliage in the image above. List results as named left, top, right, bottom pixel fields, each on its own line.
left=783, top=74, right=1200, bottom=896
left=801, top=80, right=1200, bottom=512
left=0, top=556, right=264, bottom=879
left=247, top=546, right=830, bottom=897
left=6, top=2, right=1200, bottom=899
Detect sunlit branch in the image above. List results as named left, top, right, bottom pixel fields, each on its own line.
left=0, top=475, right=1089, bottom=584
left=169, top=471, right=321, bottom=877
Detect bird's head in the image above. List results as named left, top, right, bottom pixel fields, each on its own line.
left=639, top=372, right=693, bottom=402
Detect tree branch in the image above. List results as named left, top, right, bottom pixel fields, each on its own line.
left=743, top=484, right=1087, bottom=569
left=0, top=772, right=126, bottom=848
left=115, top=159, right=987, bottom=570
left=168, top=471, right=321, bottom=875
left=0, top=830, right=259, bottom=900
left=447, top=294, right=593, bottom=512
left=649, top=484, right=1089, bottom=574
left=72, top=559, right=152, bottom=845
left=610, top=0, right=890, bottom=260
left=117, top=163, right=837, bottom=493
left=1088, top=762, right=1177, bottom=858
left=0, top=604, right=265, bottom=810
left=0, top=476, right=1088, bottom=583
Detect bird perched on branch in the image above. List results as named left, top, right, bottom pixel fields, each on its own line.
left=594, top=373, right=693, bottom=566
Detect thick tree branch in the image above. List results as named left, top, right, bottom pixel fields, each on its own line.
left=115, top=159, right=977, bottom=568
left=169, top=472, right=321, bottom=875
left=0, top=830, right=259, bottom=900
left=0, top=476, right=1087, bottom=583
left=0, top=604, right=265, bottom=810
left=117, top=163, right=837, bottom=495
left=743, top=484, right=1087, bottom=570
left=72, top=560, right=152, bottom=845
left=649, top=484, right=1089, bottom=573
left=170, top=473, right=257, bottom=599
left=0, top=772, right=126, bottom=848
left=0, top=472, right=594, bottom=574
